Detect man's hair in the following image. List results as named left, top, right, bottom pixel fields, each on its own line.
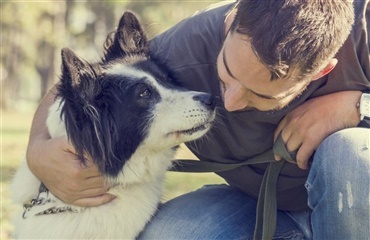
left=231, top=0, right=354, bottom=81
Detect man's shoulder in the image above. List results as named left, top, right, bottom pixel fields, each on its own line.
left=149, top=2, right=233, bottom=70
left=353, top=0, right=369, bottom=24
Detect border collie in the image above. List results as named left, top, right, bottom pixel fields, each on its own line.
left=11, top=11, right=215, bottom=239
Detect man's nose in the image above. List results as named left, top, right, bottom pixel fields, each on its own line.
left=224, top=92, right=248, bottom=112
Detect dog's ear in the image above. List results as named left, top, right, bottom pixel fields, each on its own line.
left=103, top=11, right=148, bottom=62
left=60, top=48, right=100, bottom=99
left=61, top=48, right=95, bottom=88
left=59, top=47, right=102, bottom=122
left=58, top=48, right=103, bottom=166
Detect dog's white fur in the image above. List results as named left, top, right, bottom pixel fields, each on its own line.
left=11, top=63, right=215, bottom=239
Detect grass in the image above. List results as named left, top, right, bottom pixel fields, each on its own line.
left=0, top=109, right=225, bottom=239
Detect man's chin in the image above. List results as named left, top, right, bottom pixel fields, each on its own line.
left=226, top=105, right=287, bottom=113
left=227, top=107, right=259, bottom=113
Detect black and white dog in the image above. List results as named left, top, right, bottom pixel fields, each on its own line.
left=11, top=12, right=215, bottom=239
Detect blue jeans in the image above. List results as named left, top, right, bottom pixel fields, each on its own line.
left=139, top=128, right=369, bottom=239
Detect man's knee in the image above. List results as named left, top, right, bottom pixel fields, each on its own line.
left=314, top=128, right=369, bottom=170
left=306, top=127, right=369, bottom=197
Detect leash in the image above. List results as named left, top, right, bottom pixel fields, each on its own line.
left=169, top=133, right=299, bottom=240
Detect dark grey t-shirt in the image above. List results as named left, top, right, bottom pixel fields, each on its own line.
left=149, top=1, right=370, bottom=211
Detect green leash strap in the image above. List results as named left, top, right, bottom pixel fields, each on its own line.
left=254, top=135, right=296, bottom=240
left=169, top=133, right=296, bottom=240
left=169, top=133, right=295, bottom=172
left=253, top=160, right=285, bottom=240
left=170, top=147, right=275, bottom=172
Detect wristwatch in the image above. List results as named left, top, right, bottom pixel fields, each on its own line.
left=359, top=93, right=370, bottom=120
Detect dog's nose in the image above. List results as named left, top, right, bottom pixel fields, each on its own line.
left=193, top=93, right=216, bottom=109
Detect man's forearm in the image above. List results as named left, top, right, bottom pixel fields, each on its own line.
left=26, top=85, right=57, bottom=168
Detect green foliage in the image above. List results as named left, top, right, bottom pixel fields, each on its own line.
left=1, top=110, right=34, bottom=239
left=1, top=0, right=220, bottom=108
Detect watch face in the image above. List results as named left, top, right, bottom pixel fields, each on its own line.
left=360, top=93, right=370, bottom=118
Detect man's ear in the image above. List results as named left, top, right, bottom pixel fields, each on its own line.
left=311, top=58, right=338, bottom=81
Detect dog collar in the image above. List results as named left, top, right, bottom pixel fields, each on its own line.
left=22, top=183, right=81, bottom=219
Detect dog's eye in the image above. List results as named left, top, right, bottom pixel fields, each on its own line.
left=139, top=89, right=151, bottom=98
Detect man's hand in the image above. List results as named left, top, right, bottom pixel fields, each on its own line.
left=27, top=136, right=116, bottom=207
left=274, top=91, right=362, bottom=169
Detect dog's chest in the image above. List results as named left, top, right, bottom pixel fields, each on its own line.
left=14, top=183, right=162, bottom=239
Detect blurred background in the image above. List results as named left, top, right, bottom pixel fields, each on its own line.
left=1, top=1, right=228, bottom=238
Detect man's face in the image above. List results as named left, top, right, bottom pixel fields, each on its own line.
left=216, top=32, right=310, bottom=112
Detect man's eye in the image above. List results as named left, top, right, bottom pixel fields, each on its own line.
left=139, top=89, right=151, bottom=98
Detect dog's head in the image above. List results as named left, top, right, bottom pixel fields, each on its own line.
left=53, top=12, right=215, bottom=177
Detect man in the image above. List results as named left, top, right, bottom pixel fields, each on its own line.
left=27, top=0, right=369, bottom=239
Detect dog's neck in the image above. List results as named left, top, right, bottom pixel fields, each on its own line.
left=105, top=145, right=174, bottom=188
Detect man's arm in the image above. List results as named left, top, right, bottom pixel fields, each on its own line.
left=26, top=86, right=115, bottom=206
left=274, top=90, right=362, bottom=169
